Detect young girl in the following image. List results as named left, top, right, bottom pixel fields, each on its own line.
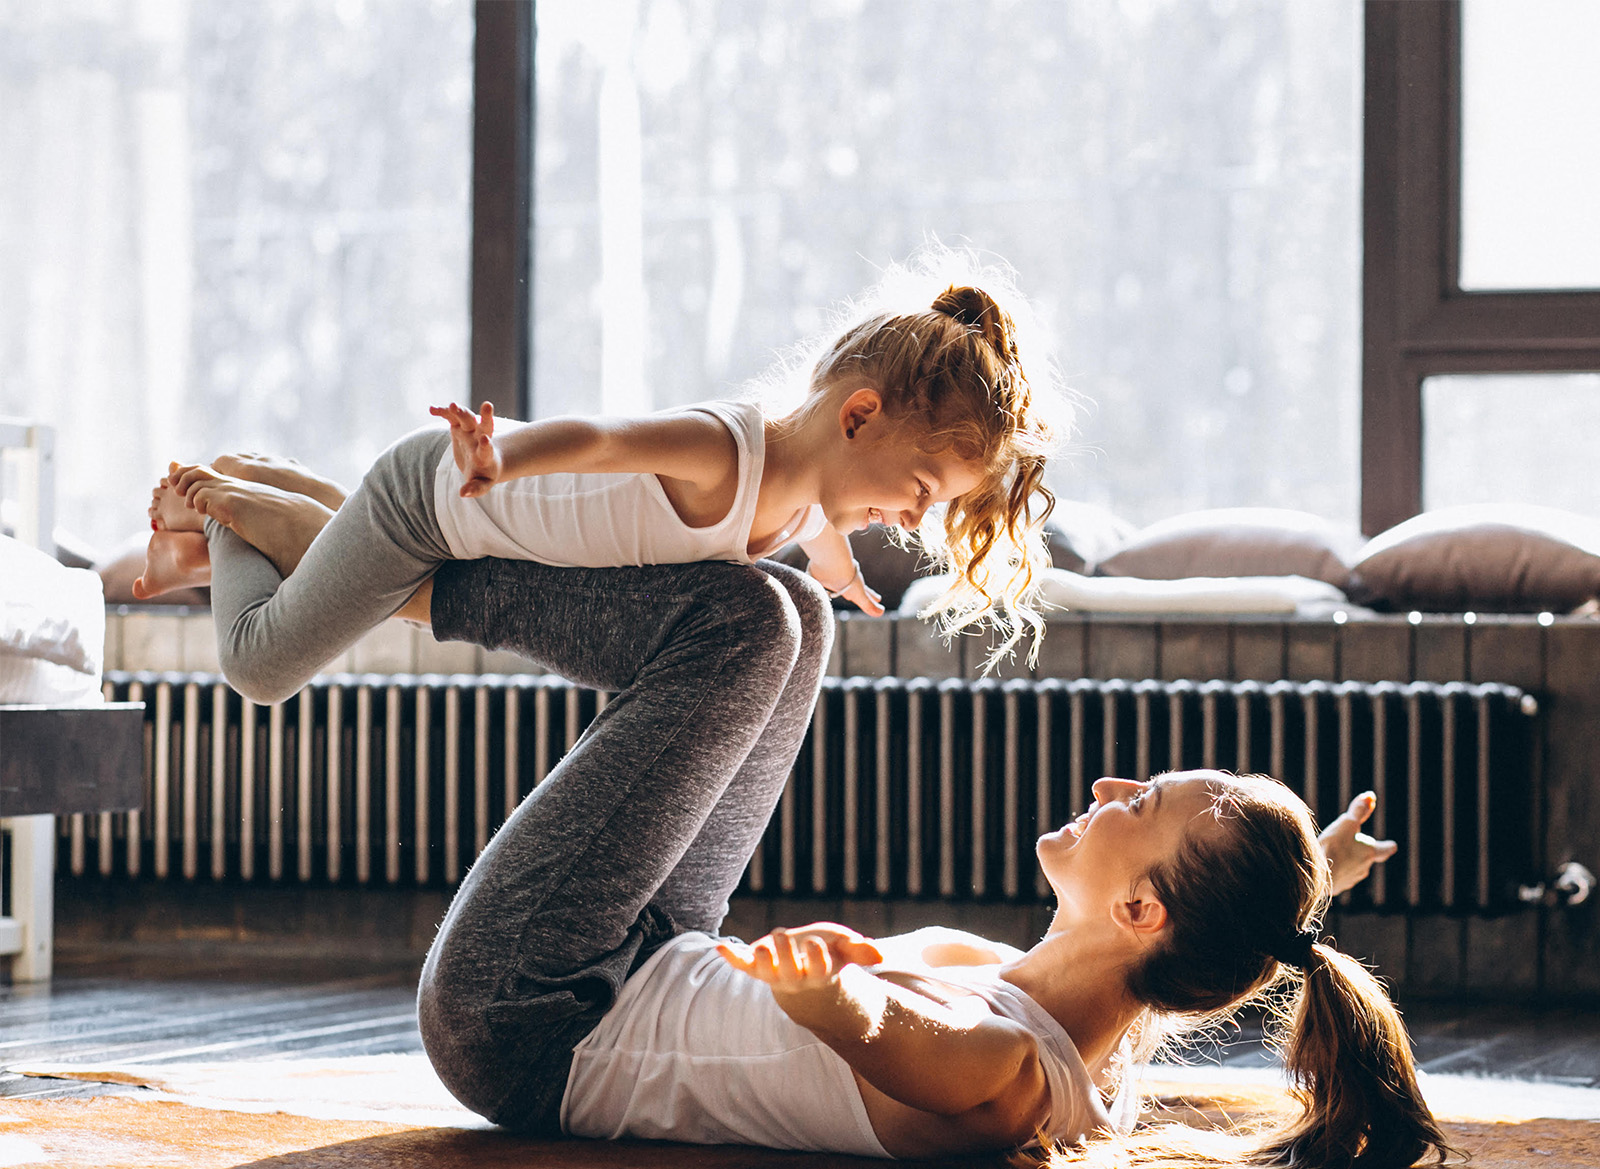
left=136, top=265, right=1059, bottom=705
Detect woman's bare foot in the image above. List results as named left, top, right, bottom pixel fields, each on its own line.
left=188, top=476, right=336, bottom=578
left=211, top=452, right=349, bottom=511
left=132, top=531, right=212, bottom=599
left=149, top=472, right=205, bottom=533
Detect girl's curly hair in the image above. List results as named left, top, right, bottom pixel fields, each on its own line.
left=771, top=249, right=1069, bottom=669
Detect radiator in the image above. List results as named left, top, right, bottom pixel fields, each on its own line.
left=75, top=672, right=1539, bottom=912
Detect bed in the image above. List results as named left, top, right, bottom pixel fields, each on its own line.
left=1, top=418, right=143, bottom=981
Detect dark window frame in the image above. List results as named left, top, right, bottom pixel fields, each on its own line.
left=1362, top=0, right=1600, bottom=535
left=469, top=0, right=533, bottom=418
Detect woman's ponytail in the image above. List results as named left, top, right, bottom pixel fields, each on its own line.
left=1261, top=943, right=1454, bottom=1169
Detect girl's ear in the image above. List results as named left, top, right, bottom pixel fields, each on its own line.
left=838, top=387, right=884, bottom=438
left=1111, top=880, right=1169, bottom=939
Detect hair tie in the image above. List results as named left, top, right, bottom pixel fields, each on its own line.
left=1268, top=928, right=1318, bottom=970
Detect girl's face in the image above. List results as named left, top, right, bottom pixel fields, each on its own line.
left=821, top=401, right=987, bottom=536
left=1035, top=771, right=1228, bottom=923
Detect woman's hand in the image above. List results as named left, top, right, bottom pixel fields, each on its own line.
left=1320, top=791, right=1399, bottom=896
left=430, top=402, right=502, bottom=498
left=718, top=923, right=884, bottom=996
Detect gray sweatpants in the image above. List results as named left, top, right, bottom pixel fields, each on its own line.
left=205, top=428, right=453, bottom=705
left=415, top=554, right=833, bottom=1132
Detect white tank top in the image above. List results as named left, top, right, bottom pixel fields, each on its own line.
left=560, top=931, right=1126, bottom=1157
left=431, top=400, right=825, bottom=567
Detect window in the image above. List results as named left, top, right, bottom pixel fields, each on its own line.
left=0, top=0, right=472, bottom=554
left=1458, top=0, right=1600, bottom=292
left=1423, top=373, right=1600, bottom=512
left=531, top=1, right=1364, bottom=529
left=1361, top=0, right=1600, bottom=535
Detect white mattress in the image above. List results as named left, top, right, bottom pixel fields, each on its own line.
left=1, top=534, right=104, bottom=705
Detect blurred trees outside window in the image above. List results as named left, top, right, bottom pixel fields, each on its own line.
left=2, top=0, right=1362, bottom=553
left=533, top=0, right=1363, bottom=529
left=0, top=0, right=471, bottom=555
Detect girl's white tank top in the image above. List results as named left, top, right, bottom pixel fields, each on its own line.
left=560, top=931, right=1127, bottom=1158
left=431, top=400, right=825, bottom=567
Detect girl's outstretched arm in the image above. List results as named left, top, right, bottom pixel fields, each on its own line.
left=429, top=404, right=739, bottom=500
left=799, top=528, right=884, bottom=615
left=718, top=925, right=1048, bottom=1144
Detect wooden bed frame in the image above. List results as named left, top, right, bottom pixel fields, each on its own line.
left=1, top=419, right=143, bottom=981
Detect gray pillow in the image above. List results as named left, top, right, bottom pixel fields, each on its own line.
left=1045, top=501, right=1138, bottom=575
left=1349, top=504, right=1600, bottom=613
left=1095, top=507, right=1359, bottom=589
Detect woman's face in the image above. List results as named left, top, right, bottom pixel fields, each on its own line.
left=1035, top=770, right=1228, bottom=921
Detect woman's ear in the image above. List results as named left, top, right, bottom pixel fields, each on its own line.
left=1111, top=880, right=1169, bottom=939
left=838, top=387, right=884, bottom=439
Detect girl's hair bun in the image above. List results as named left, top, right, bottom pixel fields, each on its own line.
left=931, top=285, right=1019, bottom=364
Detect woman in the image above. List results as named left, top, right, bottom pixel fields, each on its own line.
left=169, top=465, right=1434, bottom=1166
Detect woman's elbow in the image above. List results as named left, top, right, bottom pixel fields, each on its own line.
left=951, top=1050, right=1052, bottom=1146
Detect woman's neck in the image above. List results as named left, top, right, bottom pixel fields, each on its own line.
left=1000, top=926, right=1147, bottom=1076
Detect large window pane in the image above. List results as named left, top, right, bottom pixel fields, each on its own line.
left=0, top=0, right=471, bottom=555
left=1460, top=0, right=1600, bottom=292
left=1424, top=373, right=1600, bottom=513
left=534, top=0, right=1361, bottom=528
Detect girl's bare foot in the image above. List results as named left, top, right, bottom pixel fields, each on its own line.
left=188, top=477, right=336, bottom=578
left=211, top=452, right=349, bottom=511
left=132, top=531, right=212, bottom=600
left=148, top=472, right=205, bottom=533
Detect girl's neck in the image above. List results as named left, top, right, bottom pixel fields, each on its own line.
left=757, top=413, right=829, bottom=519
left=1000, top=926, right=1147, bottom=1076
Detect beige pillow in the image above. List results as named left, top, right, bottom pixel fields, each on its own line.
left=1095, top=508, right=1359, bottom=589
left=1349, top=504, right=1600, bottom=612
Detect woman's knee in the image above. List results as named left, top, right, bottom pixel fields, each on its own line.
left=756, top=560, right=835, bottom=667
left=694, top=562, right=805, bottom=671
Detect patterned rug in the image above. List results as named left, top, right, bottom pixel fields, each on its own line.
left=4, top=1056, right=1596, bottom=1168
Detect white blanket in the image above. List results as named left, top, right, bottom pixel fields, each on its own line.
left=0, top=534, right=105, bottom=704
left=902, top=568, right=1353, bottom=618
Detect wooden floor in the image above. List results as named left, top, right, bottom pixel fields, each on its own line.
left=0, top=948, right=422, bottom=1100
left=4, top=947, right=1600, bottom=1102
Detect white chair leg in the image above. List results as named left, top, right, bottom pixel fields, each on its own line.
left=7, top=815, right=55, bottom=981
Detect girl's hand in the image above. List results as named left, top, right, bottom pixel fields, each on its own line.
left=718, top=923, right=884, bottom=996
left=812, top=559, right=885, bottom=616
left=1320, top=791, right=1399, bottom=896
left=430, top=402, right=502, bottom=498
left=838, top=570, right=885, bottom=617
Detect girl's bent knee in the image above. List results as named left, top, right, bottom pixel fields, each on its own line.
left=216, top=652, right=307, bottom=707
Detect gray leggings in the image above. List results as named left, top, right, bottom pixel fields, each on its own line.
left=415, top=554, right=833, bottom=1131
left=205, top=428, right=454, bottom=705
